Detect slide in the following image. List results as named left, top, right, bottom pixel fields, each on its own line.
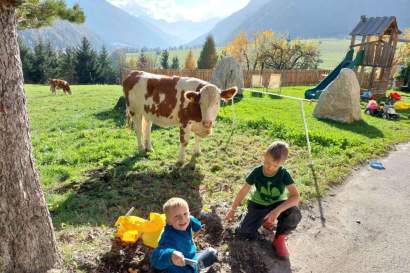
left=305, top=49, right=364, bottom=100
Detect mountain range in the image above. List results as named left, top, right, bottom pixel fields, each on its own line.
left=18, top=0, right=410, bottom=50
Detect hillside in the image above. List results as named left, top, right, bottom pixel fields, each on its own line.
left=190, top=0, right=410, bottom=46
left=19, top=0, right=182, bottom=50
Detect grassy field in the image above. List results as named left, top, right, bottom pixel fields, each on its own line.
left=26, top=84, right=410, bottom=271
left=126, top=39, right=351, bottom=70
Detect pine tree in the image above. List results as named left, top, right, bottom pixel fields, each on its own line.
left=58, top=47, right=76, bottom=83
left=44, top=41, right=59, bottom=80
left=97, top=45, right=116, bottom=83
left=197, top=35, right=217, bottom=69
left=75, top=37, right=98, bottom=84
left=31, top=39, right=47, bottom=83
left=0, top=1, right=84, bottom=272
left=18, top=38, right=34, bottom=83
left=185, top=50, right=196, bottom=69
left=160, top=50, right=169, bottom=69
left=171, top=56, right=180, bottom=69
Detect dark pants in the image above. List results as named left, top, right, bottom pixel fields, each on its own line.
left=186, top=247, right=218, bottom=272
left=235, top=200, right=302, bottom=239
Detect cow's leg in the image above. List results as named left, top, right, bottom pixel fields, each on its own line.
left=50, top=85, right=55, bottom=95
left=178, top=125, right=191, bottom=163
left=133, top=113, right=145, bottom=153
left=193, top=134, right=201, bottom=156
left=143, top=117, right=153, bottom=152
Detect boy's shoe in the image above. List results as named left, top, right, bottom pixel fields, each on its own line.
left=272, top=234, right=289, bottom=258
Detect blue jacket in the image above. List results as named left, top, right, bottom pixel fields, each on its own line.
left=150, top=216, right=202, bottom=273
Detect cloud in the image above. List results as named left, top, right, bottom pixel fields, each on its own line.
left=108, top=0, right=250, bottom=22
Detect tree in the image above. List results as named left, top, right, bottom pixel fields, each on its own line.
left=97, top=45, right=116, bottom=84
left=18, top=38, right=34, bottom=83
left=225, top=32, right=249, bottom=69
left=197, top=35, right=217, bottom=69
left=58, top=47, right=76, bottom=83
left=137, top=51, right=149, bottom=70
left=75, top=37, right=98, bottom=84
left=171, top=56, right=180, bottom=69
left=160, top=50, right=169, bottom=69
left=185, top=50, right=196, bottom=69
left=0, top=1, right=84, bottom=272
left=30, top=39, right=47, bottom=83
left=44, top=40, right=60, bottom=80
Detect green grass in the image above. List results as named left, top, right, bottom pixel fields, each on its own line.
left=26, top=84, right=410, bottom=226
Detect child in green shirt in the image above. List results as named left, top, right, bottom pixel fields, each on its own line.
left=225, top=141, right=302, bottom=258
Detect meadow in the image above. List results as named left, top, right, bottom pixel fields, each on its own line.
left=25, top=84, right=410, bottom=270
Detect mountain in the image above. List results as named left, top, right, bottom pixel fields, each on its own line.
left=189, top=0, right=410, bottom=46
left=141, top=17, right=220, bottom=44
left=106, top=0, right=221, bottom=44
left=64, top=0, right=182, bottom=48
left=19, top=20, right=106, bottom=50
left=19, top=0, right=182, bottom=50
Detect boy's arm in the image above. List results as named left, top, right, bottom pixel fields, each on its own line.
left=264, top=184, right=300, bottom=223
left=225, top=184, right=252, bottom=221
left=150, top=235, right=181, bottom=269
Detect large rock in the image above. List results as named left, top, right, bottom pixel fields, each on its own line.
left=211, top=57, right=244, bottom=94
left=314, top=68, right=361, bottom=123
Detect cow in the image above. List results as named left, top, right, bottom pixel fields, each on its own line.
left=122, top=71, right=238, bottom=162
left=48, top=79, right=72, bottom=95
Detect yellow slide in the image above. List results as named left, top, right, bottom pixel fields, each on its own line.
left=394, top=101, right=410, bottom=110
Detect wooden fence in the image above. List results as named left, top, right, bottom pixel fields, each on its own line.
left=122, top=68, right=371, bottom=88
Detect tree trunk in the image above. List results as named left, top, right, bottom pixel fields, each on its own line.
left=0, top=3, right=60, bottom=273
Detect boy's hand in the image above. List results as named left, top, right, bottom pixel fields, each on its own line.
left=224, top=209, right=236, bottom=222
left=264, top=210, right=279, bottom=225
left=171, top=251, right=185, bottom=267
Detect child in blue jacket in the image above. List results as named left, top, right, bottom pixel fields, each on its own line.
left=150, top=197, right=218, bottom=273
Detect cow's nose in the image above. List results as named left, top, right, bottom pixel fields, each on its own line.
left=202, top=121, right=212, bottom=128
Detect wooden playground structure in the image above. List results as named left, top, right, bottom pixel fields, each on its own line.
left=349, top=15, right=402, bottom=97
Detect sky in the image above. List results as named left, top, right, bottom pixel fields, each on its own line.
left=107, top=0, right=250, bottom=22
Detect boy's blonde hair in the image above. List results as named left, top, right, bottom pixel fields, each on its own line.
left=163, top=197, right=189, bottom=217
left=266, top=141, right=289, bottom=161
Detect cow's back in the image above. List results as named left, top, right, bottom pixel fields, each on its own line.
left=124, top=71, right=207, bottom=127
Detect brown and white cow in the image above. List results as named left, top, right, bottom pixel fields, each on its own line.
left=122, top=71, right=237, bottom=162
left=48, top=79, right=71, bottom=95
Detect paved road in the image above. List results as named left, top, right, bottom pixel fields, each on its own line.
left=289, top=142, right=410, bottom=273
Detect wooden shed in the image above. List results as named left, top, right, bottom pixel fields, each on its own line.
left=350, top=15, right=401, bottom=96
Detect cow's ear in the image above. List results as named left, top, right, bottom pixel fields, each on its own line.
left=221, top=87, right=238, bottom=101
left=184, top=91, right=201, bottom=103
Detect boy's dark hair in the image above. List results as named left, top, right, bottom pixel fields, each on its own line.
left=266, top=141, right=289, bottom=161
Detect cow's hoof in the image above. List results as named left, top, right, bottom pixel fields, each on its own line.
left=145, top=147, right=154, bottom=153
left=193, top=150, right=201, bottom=157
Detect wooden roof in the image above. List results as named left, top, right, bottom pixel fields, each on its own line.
left=350, top=16, right=402, bottom=36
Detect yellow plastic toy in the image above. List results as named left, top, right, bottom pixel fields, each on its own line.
left=115, top=212, right=166, bottom=248
left=394, top=101, right=410, bottom=110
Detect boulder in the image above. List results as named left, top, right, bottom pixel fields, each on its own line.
left=314, top=68, right=361, bottom=123
left=211, top=57, right=244, bottom=94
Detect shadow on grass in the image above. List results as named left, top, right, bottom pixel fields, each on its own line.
left=316, top=118, right=384, bottom=138
left=51, top=155, right=204, bottom=229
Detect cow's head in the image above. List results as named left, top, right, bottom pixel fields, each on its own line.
left=184, top=84, right=237, bottom=134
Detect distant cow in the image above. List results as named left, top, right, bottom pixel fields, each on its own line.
left=123, top=71, right=237, bottom=162
left=48, top=79, right=71, bottom=95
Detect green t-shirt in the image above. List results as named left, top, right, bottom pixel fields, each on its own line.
left=246, top=164, right=294, bottom=206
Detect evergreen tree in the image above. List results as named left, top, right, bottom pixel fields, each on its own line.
left=75, top=37, right=98, bottom=84
left=97, top=45, right=116, bottom=83
left=160, top=50, right=169, bottom=69
left=197, top=35, right=217, bottom=69
left=58, top=47, right=76, bottom=83
left=185, top=50, right=196, bottom=69
left=44, top=41, right=59, bottom=80
left=0, top=1, right=84, bottom=271
left=18, top=38, right=34, bottom=83
left=171, top=56, right=180, bottom=69
left=31, top=39, right=47, bottom=83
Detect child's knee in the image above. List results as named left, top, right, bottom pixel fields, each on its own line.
left=284, top=206, right=302, bottom=225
